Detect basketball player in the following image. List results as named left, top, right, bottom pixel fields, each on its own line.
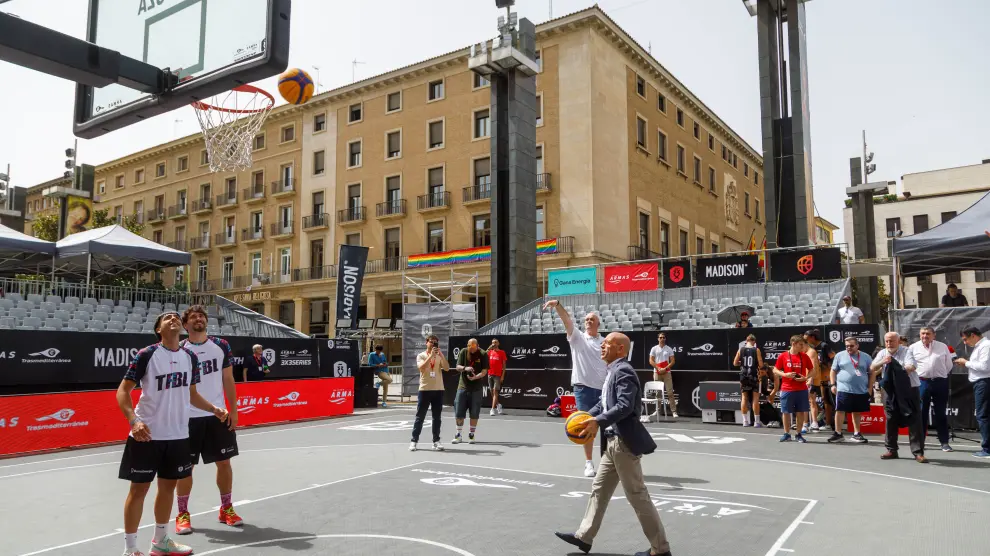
left=733, top=334, right=765, bottom=427
left=174, top=306, right=241, bottom=535
left=804, top=329, right=835, bottom=433
left=117, top=311, right=229, bottom=556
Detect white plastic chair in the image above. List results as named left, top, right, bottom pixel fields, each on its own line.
left=641, top=381, right=667, bottom=422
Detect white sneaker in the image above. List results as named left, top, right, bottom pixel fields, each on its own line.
left=810, top=422, right=820, bottom=432
left=672, top=412, right=679, bottom=418
left=452, top=434, right=462, bottom=444
left=433, top=441, right=444, bottom=451
left=122, top=551, right=146, bottom=556
left=490, top=408, right=496, bottom=416
left=584, top=462, right=596, bottom=477
left=409, top=442, right=417, bottom=452
left=497, top=404, right=503, bottom=415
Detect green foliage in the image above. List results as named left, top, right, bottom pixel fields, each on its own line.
left=92, top=208, right=146, bottom=236
left=31, top=212, right=59, bottom=241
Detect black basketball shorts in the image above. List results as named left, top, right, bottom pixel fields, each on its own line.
left=188, top=416, right=239, bottom=465
left=118, top=437, right=193, bottom=483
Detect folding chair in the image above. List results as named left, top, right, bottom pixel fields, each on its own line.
left=641, top=380, right=667, bottom=422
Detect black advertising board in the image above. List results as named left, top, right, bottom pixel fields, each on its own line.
left=335, top=244, right=370, bottom=329
left=728, top=326, right=812, bottom=366
left=318, top=337, right=361, bottom=378
left=769, top=247, right=842, bottom=282
left=442, top=369, right=573, bottom=410
left=653, top=329, right=730, bottom=371
left=823, top=324, right=880, bottom=361
left=448, top=334, right=573, bottom=371
left=695, top=254, right=762, bottom=286
left=662, top=259, right=692, bottom=289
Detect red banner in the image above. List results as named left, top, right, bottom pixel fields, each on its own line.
left=603, top=263, right=658, bottom=293
left=0, top=378, right=354, bottom=458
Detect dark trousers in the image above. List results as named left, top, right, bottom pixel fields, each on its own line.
left=973, top=378, right=990, bottom=453
left=919, top=377, right=950, bottom=445
left=884, top=386, right=925, bottom=456
left=411, top=390, right=444, bottom=443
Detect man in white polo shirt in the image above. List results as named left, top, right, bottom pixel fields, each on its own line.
left=907, top=327, right=954, bottom=452
left=544, top=299, right=607, bottom=478
left=836, top=295, right=865, bottom=325
left=648, top=332, right=678, bottom=419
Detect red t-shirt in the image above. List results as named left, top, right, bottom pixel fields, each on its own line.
left=775, top=351, right=813, bottom=392
left=487, top=349, right=507, bottom=376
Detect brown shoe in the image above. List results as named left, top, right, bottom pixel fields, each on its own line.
left=880, top=451, right=899, bottom=460
left=915, top=455, right=929, bottom=463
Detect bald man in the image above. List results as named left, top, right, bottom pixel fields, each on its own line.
left=555, top=333, right=671, bottom=556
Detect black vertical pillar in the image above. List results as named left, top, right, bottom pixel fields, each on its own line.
left=849, top=157, right=880, bottom=324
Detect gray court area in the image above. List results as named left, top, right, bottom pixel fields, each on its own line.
left=4, top=408, right=990, bottom=556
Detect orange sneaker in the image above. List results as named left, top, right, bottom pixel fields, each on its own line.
left=174, top=512, right=192, bottom=535
left=218, top=505, right=243, bottom=527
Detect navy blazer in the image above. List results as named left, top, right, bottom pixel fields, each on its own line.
left=588, top=359, right=658, bottom=457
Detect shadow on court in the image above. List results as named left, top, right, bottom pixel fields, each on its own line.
left=198, top=523, right=316, bottom=551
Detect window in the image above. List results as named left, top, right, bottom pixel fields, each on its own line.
left=252, top=133, right=265, bottom=151
left=251, top=211, right=263, bottom=234
left=281, top=125, right=295, bottom=143
left=676, top=145, right=685, bottom=174
left=386, top=176, right=401, bottom=204
left=473, top=214, right=491, bottom=247
left=635, top=75, right=646, bottom=97
left=708, top=133, right=715, bottom=151
left=660, top=221, right=670, bottom=257
left=345, top=233, right=361, bottom=246
left=474, top=157, right=491, bottom=188
left=732, top=153, right=738, bottom=168
left=313, top=150, right=325, bottom=175
left=134, top=200, right=144, bottom=218
left=536, top=206, right=545, bottom=240
left=134, top=168, right=144, bottom=183
left=348, top=184, right=361, bottom=211
left=536, top=146, right=544, bottom=176
left=177, top=190, right=187, bottom=211
left=534, top=49, right=542, bottom=72
left=696, top=237, right=704, bottom=255
left=311, top=239, right=324, bottom=268
left=946, top=271, right=962, bottom=284
left=175, top=266, right=184, bottom=286
left=427, top=221, right=444, bottom=252
left=976, top=270, right=990, bottom=282
left=886, top=217, right=901, bottom=237
left=115, top=175, right=124, bottom=188
left=386, top=131, right=401, bottom=158
left=98, top=180, right=106, bottom=194
left=474, top=109, right=490, bottom=139
left=941, top=211, right=957, bottom=223
left=279, top=249, right=291, bottom=279
left=385, top=228, right=401, bottom=261
left=711, top=242, right=719, bottom=254
left=310, top=192, right=324, bottom=218
left=251, top=253, right=262, bottom=277
left=755, top=171, right=760, bottom=185
left=224, top=216, right=235, bottom=239
left=638, top=212, right=650, bottom=250
left=348, top=140, right=362, bottom=168
left=154, top=194, right=165, bottom=212
left=198, top=221, right=209, bottom=240
left=200, top=150, right=209, bottom=166
left=428, top=120, right=444, bottom=148
left=252, top=170, right=264, bottom=189
left=693, top=122, right=700, bottom=140
left=708, top=167, right=716, bottom=191
left=657, top=130, right=667, bottom=161
left=155, top=162, right=166, bottom=178
left=744, top=192, right=751, bottom=215
left=176, top=156, right=188, bottom=172
left=473, top=73, right=489, bottom=88
left=676, top=108, right=684, bottom=127
left=536, top=94, right=543, bottom=126
left=428, top=167, right=444, bottom=196
left=744, top=162, right=749, bottom=177
left=755, top=199, right=761, bottom=222
left=657, top=93, right=666, bottom=113
left=693, top=156, right=701, bottom=183
left=197, top=260, right=208, bottom=285
left=313, top=114, right=326, bottom=133
left=913, top=214, right=929, bottom=234
left=280, top=205, right=292, bottom=228
left=225, top=177, right=236, bottom=198
left=281, top=164, right=293, bottom=187
left=636, top=117, right=647, bottom=149
left=387, top=91, right=401, bottom=112
left=978, top=288, right=990, bottom=306
left=153, top=230, right=163, bottom=244
left=428, top=79, right=444, bottom=101
left=222, top=256, right=234, bottom=287
left=722, top=145, right=728, bottom=161
left=679, top=229, right=688, bottom=256
left=348, top=103, right=362, bottom=123
left=114, top=205, right=123, bottom=221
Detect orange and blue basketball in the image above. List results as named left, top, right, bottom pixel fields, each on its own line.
left=565, top=411, right=595, bottom=444
left=278, top=68, right=314, bottom=105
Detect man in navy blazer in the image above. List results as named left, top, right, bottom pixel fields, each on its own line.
left=555, top=332, right=672, bottom=556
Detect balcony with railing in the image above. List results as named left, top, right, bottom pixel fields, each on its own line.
left=302, top=213, right=329, bottom=230
left=189, top=280, right=217, bottom=293
left=188, top=236, right=211, bottom=252
left=167, top=203, right=188, bottom=219
left=366, top=257, right=405, bottom=274
left=147, top=208, right=166, bottom=224
left=292, top=265, right=336, bottom=282
left=219, top=277, right=235, bottom=290
left=191, top=198, right=212, bottom=214
left=131, top=212, right=145, bottom=225
left=462, top=182, right=491, bottom=205
left=417, top=191, right=451, bottom=212
left=241, top=227, right=265, bottom=244
left=376, top=199, right=406, bottom=219
left=215, top=231, right=237, bottom=248
left=234, top=273, right=273, bottom=288
left=627, top=245, right=660, bottom=261
left=271, top=178, right=295, bottom=197
left=338, top=206, right=366, bottom=226
left=537, top=172, right=552, bottom=193
left=271, top=222, right=294, bottom=238
left=216, top=192, right=238, bottom=208
left=166, top=239, right=186, bottom=251
left=243, top=183, right=266, bottom=204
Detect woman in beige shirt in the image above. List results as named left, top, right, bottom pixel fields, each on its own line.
left=410, top=335, right=451, bottom=452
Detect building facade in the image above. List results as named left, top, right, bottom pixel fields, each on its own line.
left=813, top=216, right=838, bottom=245
left=79, top=6, right=764, bottom=338
left=843, top=160, right=990, bottom=308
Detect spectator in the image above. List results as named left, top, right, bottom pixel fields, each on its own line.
left=908, top=327, right=954, bottom=452
left=803, top=329, right=835, bottom=434
left=453, top=338, right=489, bottom=444
left=954, top=326, right=990, bottom=458
left=941, top=284, right=969, bottom=307
left=773, top=335, right=814, bottom=443
left=836, top=295, right=865, bottom=324
left=368, top=345, right=391, bottom=408
left=828, top=337, right=873, bottom=444
left=734, top=311, right=752, bottom=328
left=872, top=332, right=926, bottom=463
left=410, top=335, right=451, bottom=452
left=648, top=332, right=678, bottom=419
left=242, top=344, right=269, bottom=382
left=487, top=339, right=508, bottom=416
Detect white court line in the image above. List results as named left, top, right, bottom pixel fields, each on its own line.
left=0, top=461, right=117, bottom=480
left=194, top=534, right=476, bottom=556
left=15, top=462, right=422, bottom=556
left=0, top=450, right=121, bottom=470
left=765, top=500, right=816, bottom=556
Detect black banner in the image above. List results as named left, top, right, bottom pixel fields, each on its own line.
left=336, top=244, right=370, bottom=329
left=653, top=329, right=730, bottom=371
left=318, top=337, right=361, bottom=378
left=448, top=334, right=573, bottom=371
left=728, top=325, right=811, bottom=366
left=662, top=259, right=692, bottom=289
left=695, top=254, right=762, bottom=286
left=824, top=324, right=879, bottom=360
left=769, top=247, right=842, bottom=282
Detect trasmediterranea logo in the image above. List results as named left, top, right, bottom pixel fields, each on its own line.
left=688, top=343, right=723, bottom=356
left=36, top=408, right=75, bottom=422
left=274, top=391, right=307, bottom=408
left=540, top=345, right=566, bottom=358
left=524, top=386, right=548, bottom=398
left=28, top=408, right=89, bottom=431
left=23, top=347, right=71, bottom=364
left=329, top=389, right=353, bottom=405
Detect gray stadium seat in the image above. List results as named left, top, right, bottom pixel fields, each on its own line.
left=30, top=309, right=47, bottom=320
left=95, top=305, right=112, bottom=315
left=73, top=311, right=92, bottom=322
left=113, top=305, right=129, bottom=314
left=21, top=316, right=42, bottom=329
left=17, top=300, right=34, bottom=310
left=221, top=325, right=235, bottom=335
left=816, top=293, right=832, bottom=301
left=0, top=317, right=15, bottom=329
left=749, top=316, right=764, bottom=326
left=0, top=299, right=13, bottom=310
left=118, top=300, right=133, bottom=309
left=178, top=304, right=190, bottom=313
left=39, top=302, right=57, bottom=315
left=749, top=296, right=764, bottom=305
left=784, top=316, right=801, bottom=325
left=27, top=294, right=44, bottom=304
left=87, top=321, right=106, bottom=331
left=68, top=319, right=87, bottom=332
left=65, top=296, right=81, bottom=306
left=149, top=301, right=162, bottom=311
left=110, top=314, right=127, bottom=323
left=802, top=316, right=820, bottom=325
left=767, top=296, right=780, bottom=303
left=683, top=319, right=697, bottom=328
left=45, top=295, right=62, bottom=304
left=92, top=313, right=110, bottom=323
left=60, top=302, right=77, bottom=312
left=99, top=298, right=114, bottom=307
left=164, top=303, right=177, bottom=312
left=125, top=322, right=143, bottom=332
left=107, top=322, right=125, bottom=332
left=134, top=300, right=148, bottom=310
left=44, top=318, right=63, bottom=330
left=127, top=313, right=143, bottom=323
left=798, top=294, right=814, bottom=302
left=6, top=292, right=24, bottom=302
left=768, top=316, right=783, bottom=325
left=700, top=318, right=713, bottom=327
left=782, top=295, right=797, bottom=303
left=83, top=297, right=98, bottom=307
left=9, top=308, right=27, bottom=319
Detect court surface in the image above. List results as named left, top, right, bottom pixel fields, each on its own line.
left=4, top=407, right=990, bottom=556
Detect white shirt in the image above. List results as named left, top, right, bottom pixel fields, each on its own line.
left=837, top=306, right=864, bottom=324
left=649, top=344, right=675, bottom=370
left=599, top=359, right=624, bottom=433
left=884, top=346, right=920, bottom=388
left=966, top=337, right=990, bottom=382
left=125, top=343, right=202, bottom=441
left=568, top=328, right=606, bottom=389
left=181, top=337, right=232, bottom=418
left=906, top=340, right=953, bottom=380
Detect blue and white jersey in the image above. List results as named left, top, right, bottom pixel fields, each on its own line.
left=125, top=343, right=201, bottom=440
left=181, top=337, right=232, bottom=418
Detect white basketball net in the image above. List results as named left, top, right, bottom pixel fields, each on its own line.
left=192, top=86, right=275, bottom=173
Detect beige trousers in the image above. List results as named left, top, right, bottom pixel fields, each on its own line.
left=576, top=436, right=669, bottom=554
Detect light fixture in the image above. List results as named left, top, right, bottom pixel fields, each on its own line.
left=335, top=318, right=352, bottom=329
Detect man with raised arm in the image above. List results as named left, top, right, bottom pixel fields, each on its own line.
left=116, top=311, right=229, bottom=556
left=544, top=299, right=607, bottom=477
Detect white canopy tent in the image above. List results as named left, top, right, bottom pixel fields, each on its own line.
left=54, top=225, right=190, bottom=287
left=0, top=223, right=57, bottom=276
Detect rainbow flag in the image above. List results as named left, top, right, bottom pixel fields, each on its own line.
left=536, top=238, right=558, bottom=255
left=407, top=238, right=561, bottom=268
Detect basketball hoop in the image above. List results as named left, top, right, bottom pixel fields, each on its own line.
left=191, top=84, right=275, bottom=172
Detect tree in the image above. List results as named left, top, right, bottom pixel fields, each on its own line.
left=91, top=208, right=146, bottom=236
left=31, top=212, right=59, bottom=241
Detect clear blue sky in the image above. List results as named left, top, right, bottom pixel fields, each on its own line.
left=2, top=0, right=988, bottom=244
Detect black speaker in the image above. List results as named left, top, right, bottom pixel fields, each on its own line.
left=355, top=366, right=376, bottom=389
left=354, top=386, right=379, bottom=408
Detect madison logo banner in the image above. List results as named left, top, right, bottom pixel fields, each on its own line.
left=336, top=244, right=370, bottom=329
left=694, top=254, right=761, bottom=286
left=603, top=263, right=659, bottom=293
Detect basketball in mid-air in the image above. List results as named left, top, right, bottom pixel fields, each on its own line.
left=565, top=411, right=595, bottom=444
left=278, top=68, right=314, bottom=105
